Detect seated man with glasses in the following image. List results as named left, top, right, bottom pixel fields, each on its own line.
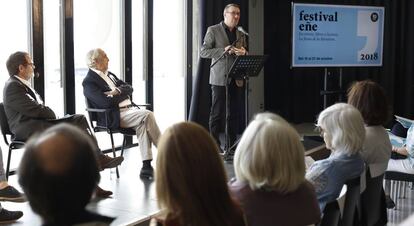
left=3, top=51, right=123, bottom=198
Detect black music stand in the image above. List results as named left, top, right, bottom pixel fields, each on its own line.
left=224, top=55, right=267, bottom=155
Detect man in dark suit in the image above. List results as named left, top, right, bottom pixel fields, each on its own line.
left=200, top=3, right=247, bottom=157
left=83, top=48, right=161, bottom=179
left=3, top=51, right=122, bottom=197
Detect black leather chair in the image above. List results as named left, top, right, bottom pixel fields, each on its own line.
left=84, top=99, right=139, bottom=178
left=320, top=185, right=347, bottom=226
left=360, top=167, right=387, bottom=226
left=339, top=176, right=361, bottom=226
left=0, top=103, right=25, bottom=179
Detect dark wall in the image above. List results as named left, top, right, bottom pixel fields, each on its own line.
left=189, top=0, right=249, bottom=129
left=263, top=0, right=414, bottom=123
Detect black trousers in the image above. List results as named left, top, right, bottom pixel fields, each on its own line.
left=49, top=114, right=101, bottom=153
left=209, top=81, right=243, bottom=149
left=20, top=114, right=101, bottom=153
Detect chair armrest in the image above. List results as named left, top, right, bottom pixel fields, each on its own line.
left=132, top=102, right=152, bottom=109
left=85, top=108, right=113, bottom=129
left=85, top=107, right=110, bottom=113
left=11, top=140, right=25, bottom=145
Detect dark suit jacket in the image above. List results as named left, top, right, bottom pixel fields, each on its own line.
left=3, top=77, right=56, bottom=140
left=200, top=22, right=248, bottom=86
left=82, top=69, right=133, bottom=129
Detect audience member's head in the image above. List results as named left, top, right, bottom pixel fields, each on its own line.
left=85, top=48, right=108, bottom=72
left=317, top=103, right=365, bottom=154
left=19, top=124, right=100, bottom=224
left=6, top=51, right=30, bottom=77
left=347, top=80, right=390, bottom=126
left=155, top=122, right=241, bottom=226
left=234, top=112, right=306, bottom=193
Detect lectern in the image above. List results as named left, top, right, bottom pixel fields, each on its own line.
left=224, top=55, right=267, bottom=155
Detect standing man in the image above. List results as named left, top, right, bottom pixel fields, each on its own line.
left=200, top=3, right=247, bottom=156
left=4, top=51, right=123, bottom=198
left=83, top=48, right=161, bottom=179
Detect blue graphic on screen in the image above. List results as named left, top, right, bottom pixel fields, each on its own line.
left=292, top=4, right=384, bottom=67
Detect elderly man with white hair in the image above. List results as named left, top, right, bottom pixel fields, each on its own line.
left=83, top=48, right=161, bottom=179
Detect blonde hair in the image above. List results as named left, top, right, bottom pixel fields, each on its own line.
left=156, top=122, right=241, bottom=226
left=234, top=112, right=306, bottom=193
left=317, top=103, right=365, bottom=155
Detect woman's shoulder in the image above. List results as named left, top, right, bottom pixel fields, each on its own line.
left=307, top=158, right=333, bottom=177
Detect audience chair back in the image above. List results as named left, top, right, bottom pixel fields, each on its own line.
left=0, top=103, right=13, bottom=144
left=384, top=171, right=414, bottom=209
left=320, top=185, right=347, bottom=226
left=360, top=167, right=387, bottom=226
left=339, top=176, right=361, bottom=226
left=0, top=103, right=25, bottom=179
left=85, top=99, right=99, bottom=129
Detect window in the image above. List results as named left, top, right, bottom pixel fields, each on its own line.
left=73, top=0, right=122, bottom=115
left=153, top=0, right=186, bottom=130
left=132, top=0, right=146, bottom=104
left=0, top=0, right=29, bottom=102
left=43, top=0, right=64, bottom=116
left=73, top=0, right=122, bottom=149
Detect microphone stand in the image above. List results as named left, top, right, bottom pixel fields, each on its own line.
left=210, top=35, right=242, bottom=155
left=210, top=37, right=240, bottom=68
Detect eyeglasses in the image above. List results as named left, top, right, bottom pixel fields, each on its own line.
left=226, top=11, right=240, bottom=16
left=25, top=62, right=35, bottom=69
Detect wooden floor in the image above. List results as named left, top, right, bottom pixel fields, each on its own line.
left=2, top=124, right=414, bottom=225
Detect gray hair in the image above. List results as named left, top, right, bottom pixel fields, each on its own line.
left=317, top=103, right=365, bottom=155
left=234, top=112, right=306, bottom=193
left=223, top=3, right=240, bottom=16
left=85, top=48, right=103, bottom=69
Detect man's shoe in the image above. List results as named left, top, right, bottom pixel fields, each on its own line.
left=0, top=208, right=23, bottom=223
left=140, top=166, right=154, bottom=179
left=0, top=186, right=26, bottom=202
left=385, top=195, right=396, bottom=209
left=99, top=154, right=124, bottom=169
left=95, top=186, right=113, bottom=198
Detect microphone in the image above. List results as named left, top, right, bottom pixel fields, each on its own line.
left=237, top=26, right=249, bottom=36
left=35, top=72, right=40, bottom=78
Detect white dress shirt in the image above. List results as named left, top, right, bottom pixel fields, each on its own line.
left=90, top=68, right=131, bottom=107
left=14, top=75, right=44, bottom=105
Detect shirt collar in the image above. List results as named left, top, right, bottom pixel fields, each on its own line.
left=91, top=68, right=108, bottom=77
left=14, top=75, right=32, bottom=88
left=221, top=21, right=236, bottom=32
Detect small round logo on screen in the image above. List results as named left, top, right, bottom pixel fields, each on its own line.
left=371, top=12, right=379, bottom=22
